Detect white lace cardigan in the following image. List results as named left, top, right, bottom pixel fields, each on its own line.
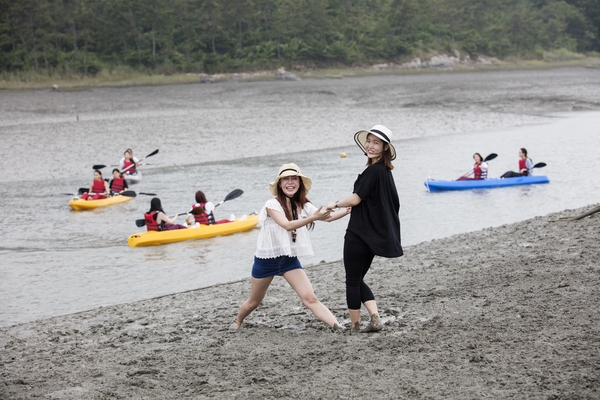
left=255, top=198, right=318, bottom=259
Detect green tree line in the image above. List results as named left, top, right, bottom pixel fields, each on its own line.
left=1, top=0, right=599, bottom=76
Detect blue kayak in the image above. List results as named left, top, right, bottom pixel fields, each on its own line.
left=424, top=175, right=550, bottom=192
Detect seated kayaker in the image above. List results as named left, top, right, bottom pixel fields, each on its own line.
left=144, top=198, right=187, bottom=231
left=80, top=170, right=110, bottom=201
left=457, top=153, right=488, bottom=180
left=119, top=149, right=140, bottom=176
left=109, top=168, right=128, bottom=195
left=501, top=148, right=533, bottom=178
left=185, top=190, right=231, bottom=226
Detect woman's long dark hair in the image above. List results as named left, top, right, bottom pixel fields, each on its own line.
left=275, top=178, right=314, bottom=231
left=149, top=198, right=165, bottom=214
left=195, top=190, right=208, bottom=203
left=521, top=148, right=528, bottom=157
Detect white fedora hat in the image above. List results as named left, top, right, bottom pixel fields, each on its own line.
left=354, top=124, right=396, bottom=161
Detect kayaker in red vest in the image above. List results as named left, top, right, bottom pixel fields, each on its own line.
left=185, top=190, right=231, bottom=226
left=501, top=148, right=533, bottom=178
left=80, top=170, right=110, bottom=201
left=458, top=153, right=488, bottom=180
left=144, top=198, right=187, bottom=231
left=119, top=149, right=139, bottom=176
left=109, top=168, right=128, bottom=195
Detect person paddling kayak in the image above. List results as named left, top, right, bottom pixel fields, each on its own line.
left=80, top=170, right=110, bottom=201
left=109, top=168, right=128, bottom=195
left=185, top=190, right=231, bottom=227
left=119, top=149, right=140, bottom=176
left=458, top=153, right=488, bottom=180
left=144, top=198, right=187, bottom=231
left=501, top=148, right=533, bottom=178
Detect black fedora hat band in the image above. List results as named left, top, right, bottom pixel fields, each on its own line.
left=279, top=168, right=299, bottom=176
left=369, top=129, right=391, bottom=143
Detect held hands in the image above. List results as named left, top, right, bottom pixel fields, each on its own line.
left=325, top=207, right=351, bottom=222
left=313, top=206, right=331, bottom=221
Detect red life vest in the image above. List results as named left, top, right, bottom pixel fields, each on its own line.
left=473, top=162, right=487, bottom=179
left=191, top=203, right=213, bottom=225
left=110, top=177, right=125, bottom=193
left=144, top=211, right=162, bottom=231
left=91, top=180, right=105, bottom=194
left=518, top=158, right=528, bottom=175
left=123, top=160, right=136, bottom=175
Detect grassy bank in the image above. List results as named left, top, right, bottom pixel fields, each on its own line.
left=1, top=53, right=599, bottom=92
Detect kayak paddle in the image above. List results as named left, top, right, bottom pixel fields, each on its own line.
left=533, top=162, right=546, bottom=169
left=62, top=189, right=136, bottom=197
left=60, top=187, right=89, bottom=196
left=134, top=188, right=244, bottom=227
left=216, top=188, right=244, bottom=207
left=116, top=190, right=137, bottom=197
left=93, top=149, right=159, bottom=171
left=92, top=164, right=114, bottom=170
left=484, top=153, right=497, bottom=162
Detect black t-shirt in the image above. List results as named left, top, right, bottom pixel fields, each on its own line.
left=345, top=162, right=403, bottom=258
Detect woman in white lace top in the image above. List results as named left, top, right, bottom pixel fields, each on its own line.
left=231, top=163, right=350, bottom=331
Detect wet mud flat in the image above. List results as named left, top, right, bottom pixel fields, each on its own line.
left=1, top=204, right=599, bottom=399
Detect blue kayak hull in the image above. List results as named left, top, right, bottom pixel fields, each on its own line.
left=424, top=176, right=550, bottom=191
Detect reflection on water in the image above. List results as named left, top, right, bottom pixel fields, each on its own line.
left=0, top=68, right=599, bottom=327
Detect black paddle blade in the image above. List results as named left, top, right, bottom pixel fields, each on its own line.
left=78, top=187, right=88, bottom=194
left=533, top=162, right=547, bottom=168
left=145, top=149, right=159, bottom=158
left=484, top=153, right=498, bottom=162
left=119, top=190, right=137, bottom=197
left=138, top=192, right=157, bottom=196
left=135, top=218, right=146, bottom=227
left=93, top=164, right=107, bottom=170
left=224, top=189, right=244, bottom=202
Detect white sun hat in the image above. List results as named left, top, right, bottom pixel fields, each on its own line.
left=354, top=124, right=396, bottom=161
left=269, top=163, right=313, bottom=196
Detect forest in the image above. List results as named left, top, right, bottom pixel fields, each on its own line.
left=1, top=0, right=599, bottom=77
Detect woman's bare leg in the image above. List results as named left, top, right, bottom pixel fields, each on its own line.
left=283, top=269, right=340, bottom=328
left=232, top=276, right=274, bottom=328
left=348, top=309, right=361, bottom=330
left=364, top=300, right=379, bottom=317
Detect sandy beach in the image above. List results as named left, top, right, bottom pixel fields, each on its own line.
left=1, top=204, right=599, bottom=399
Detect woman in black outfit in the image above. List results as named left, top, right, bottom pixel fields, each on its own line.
left=326, top=125, right=403, bottom=333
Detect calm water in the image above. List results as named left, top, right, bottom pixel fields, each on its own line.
left=1, top=68, right=599, bottom=327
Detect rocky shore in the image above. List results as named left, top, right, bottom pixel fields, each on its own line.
left=1, top=204, right=599, bottom=399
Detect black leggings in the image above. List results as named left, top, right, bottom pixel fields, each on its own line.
left=501, top=171, right=523, bottom=178
left=343, top=238, right=376, bottom=310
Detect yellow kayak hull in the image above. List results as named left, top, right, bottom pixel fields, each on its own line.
left=127, top=214, right=259, bottom=247
left=68, top=195, right=134, bottom=211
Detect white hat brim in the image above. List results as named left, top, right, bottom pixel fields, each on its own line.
left=354, top=130, right=396, bottom=161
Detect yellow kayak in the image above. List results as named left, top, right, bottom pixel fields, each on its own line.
left=68, top=193, right=135, bottom=211
left=127, top=214, right=259, bottom=247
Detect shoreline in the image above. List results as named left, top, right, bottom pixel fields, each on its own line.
left=1, top=203, right=599, bottom=398
left=1, top=56, right=599, bottom=93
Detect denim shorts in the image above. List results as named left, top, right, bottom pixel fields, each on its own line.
left=251, top=256, right=302, bottom=279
